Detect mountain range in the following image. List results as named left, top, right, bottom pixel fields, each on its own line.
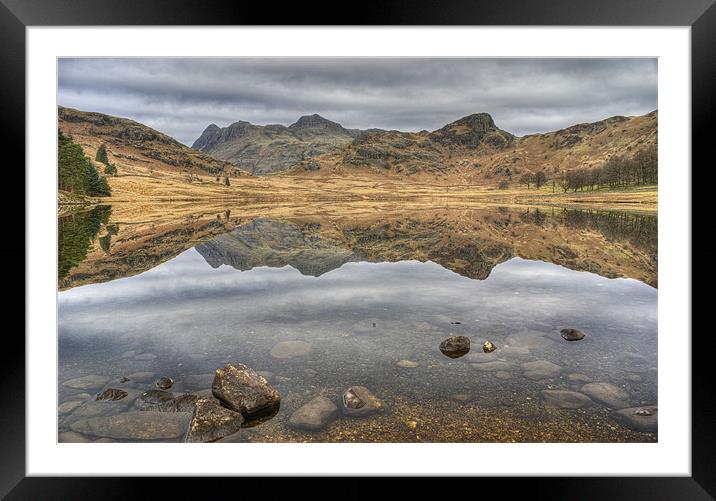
left=191, top=110, right=657, bottom=179
left=59, top=106, right=657, bottom=184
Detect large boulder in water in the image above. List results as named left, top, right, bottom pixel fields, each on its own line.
left=186, top=398, right=245, bottom=443
left=212, top=364, right=280, bottom=417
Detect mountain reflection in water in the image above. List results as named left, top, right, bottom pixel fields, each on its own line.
left=58, top=205, right=657, bottom=443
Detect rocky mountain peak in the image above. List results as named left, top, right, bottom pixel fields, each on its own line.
left=451, top=113, right=497, bottom=132
left=430, top=112, right=513, bottom=149
left=289, top=114, right=344, bottom=131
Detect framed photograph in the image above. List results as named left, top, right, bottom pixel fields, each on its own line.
left=6, top=0, right=710, bottom=496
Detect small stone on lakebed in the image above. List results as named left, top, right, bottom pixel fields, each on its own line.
left=482, top=340, right=496, bottom=353
left=341, top=386, right=385, bottom=417
left=560, top=328, right=585, bottom=341
left=397, top=359, right=419, bottom=368
left=439, top=336, right=470, bottom=358
left=156, top=377, right=174, bottom=390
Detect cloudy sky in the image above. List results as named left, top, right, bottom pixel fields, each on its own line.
left=58, top=58, right=657, bottom=145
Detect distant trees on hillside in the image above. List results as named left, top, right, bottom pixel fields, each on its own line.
left=58, top=131, right=111, bottom=196
left=513, top=144, right=657, bottom=193
left=519, top=172, right=535, bottom=188
left=558, top=144, right=657, bottom=192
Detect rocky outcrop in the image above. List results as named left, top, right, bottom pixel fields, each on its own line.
left=430, top=113, right=515, bottom=149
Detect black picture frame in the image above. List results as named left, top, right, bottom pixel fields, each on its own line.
left=4, top=0, right=710, bottom=498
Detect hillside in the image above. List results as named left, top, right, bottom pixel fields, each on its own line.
left=58, top=107, right=251, bottom=180
left=192, top=114, right=359, bottom=175
left=285, top=111, right=658, bottom=182
left=191, top=110, right=656, bottom=183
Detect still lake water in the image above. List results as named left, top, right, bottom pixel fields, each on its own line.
left=58, top=205, right=657, bottom=442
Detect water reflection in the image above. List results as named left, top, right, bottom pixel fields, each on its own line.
left=59, top=205, right=657, bottom=289
left=58, top=205, right=111, bottom=279
left=57, top=205, right=658, bottom=443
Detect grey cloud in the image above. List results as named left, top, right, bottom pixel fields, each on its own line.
left=58, top=58, right=657, bottom=145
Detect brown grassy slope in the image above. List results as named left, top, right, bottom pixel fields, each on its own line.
left=58, top=106, right=251, bottom=180
left=283, top=111, right=657, bottom=184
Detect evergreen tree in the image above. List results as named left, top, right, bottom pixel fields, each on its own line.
left=95, top=144, right=109, bottom=165
left=58, top=130, right=112, bottom=196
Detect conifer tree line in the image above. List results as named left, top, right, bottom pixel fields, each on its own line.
left=95, top=143, right=118, bottom=176
left=58, top=131, right=111, bottom=196
left=518, top=144, right=657, bottom=192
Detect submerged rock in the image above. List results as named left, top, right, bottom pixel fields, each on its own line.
left=482, top=341, right=496, bottom=353
left=581, top=382, right=630, bottom=408
left=521, top=360, right=563, bottom=380
left=126, top=371, right=155, bottom=383
left=494, top=371, right=513, bottom=380
left=134, top=353, right=157, bottom=361
left=59, top=431, right=92, bottom=443
left=269, top=340, right=312, bottom=359
left=566, top=373, right=592, bottom=384
left=397, top=359, right=419, bottom=368
left=212, top=364, right=281, bottom=417
left=289, top=396, right=339, bottom=431
left=58, top=401, right=84, bottom=415
left=63, top=375, right=110, bottom=390
left=163, top=394, right=199, bottom=412
left=186, top=398, right=245, bottom=443
left=613, top=406, right=658, bottom=432
left=156, top=377, right=174, bottom=390
left=560, top=328, right=586, bottom=341
left=70, top=411, right=191, bottom=440
left=541, top=390, right=594, bottom=409
left=134, top=390, right=175, bottom=411
left=63, top=398, right=133, bottom=423
left=341, top=386, right=385, bottom=417
left=96, top=389, right=128, bottom=401
left=439, top=336, right=471, bottom=358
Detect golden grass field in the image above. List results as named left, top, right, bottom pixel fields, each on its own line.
left=100, top=171, right=657, bottom=213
